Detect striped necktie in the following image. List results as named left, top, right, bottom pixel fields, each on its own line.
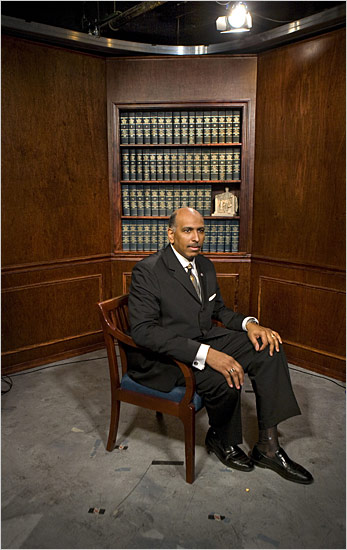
left=186, top=263, right=202, bottom=300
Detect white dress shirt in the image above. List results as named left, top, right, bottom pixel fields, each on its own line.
left=170, top=245, right=258, bottom=370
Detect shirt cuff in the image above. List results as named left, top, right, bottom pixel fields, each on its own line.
left=192, top=344, right=210, bottom=370
left=242, top=316, right=259, bottom=331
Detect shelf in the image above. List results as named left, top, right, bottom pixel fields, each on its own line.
left=120, top=180, right=241, bottom=184
left=120, top=143, right=242, bottom=147
left=121, top=216, right=240, bottom=220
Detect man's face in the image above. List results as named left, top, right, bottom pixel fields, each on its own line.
left=168, top=209, right=205, bottom=261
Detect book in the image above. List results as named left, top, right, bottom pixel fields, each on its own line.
left=128, top=112, right=136, bottom=144
left=136, top=149, right=143, bottom=181
left=135, top=111, right=144, bottom=144
left=156, top=148, right=164, bottom=180
left=195, top=111, right=203, bottom=144
left=166, top=183, right=174, bottom=215
left=188, top=111, right=196, bottom=144
left=129, top=149, right=137, bottom=181
left=225, top=149, right=233, bottom=180
left=163, top=149, right=171, bottom=180
left=210, top=149, right=219, bottom=180
left=143, top=220, right=151, bottom=252
left=185, top=149, right=194, bottom=181
left=201, top=148, right=211, bottom=180
left=218, top=147, right=226, bottom=181
left=150, top=112, right=158, bottom=144
left=232, top=109, right=241, bottom=143
left=164, top=111, right=173, bottom=144
left=209, top=221, right=218, bottom=252
left=173, top=111, right=181, bottom=144
left=157, top=219, right=167, bottom=250
left=170, top=149, right=178, bottom=181
left=193, top=148, right=202, bottom=180
left=129, top=220, right=137, bottom=251
left=122, top=183, right=130, bottom=216
left=216, top=220, right=225, bottom=252
left=173, top=184, right=181, bottom=210
left=136, top=219, right=144, bottom=251
left=129, top=183, right=137, bottom=215
left=158, top=112, right=165, bottom=145
left=225, top=109, right=233, bottom=143
left=151, top=184, right=159, bottom=216
left=178, top=148, right=186, bottom=180
left=142, top=148, right=150, bottom=181
left=159, top=186, right=166, bottom=216
left=121, top=148, right=130, bottom=180
left=144, top=183, right=151, bottom=216
left=203, top=184, right=212, bottom=216
left=181, top=185, right=189, bottom=207
left=196, top=184, right=204, bottom=214
left=224, top=220, right=232, bottom=252
left=188, top=184, right=196, bottom=209
left=203, top=111, right=211, bottom=144
left=137, top=183, right=144, bottom=216
left=203, top=219, right=210, bottom=252
left=122, top=220, right=130, bottom=251
left=231, top=220, right=239, bottom=252
left=211, top=110, right=219, bottom=144
left=143, top=112, right=151, bottom=144
left=218, top=110, right=226, bottom=143
left=149, top=149, right=157, bottom=181
left=180, top=111, right=188, bottom=144
left=120, top=112, right=129, bottom=144
left=149, top=218, right=158, bottom=250
left=233, top=147, right=241, bottom=179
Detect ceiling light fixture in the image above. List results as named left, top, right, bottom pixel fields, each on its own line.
left=216, top=2, right=252, bottom=33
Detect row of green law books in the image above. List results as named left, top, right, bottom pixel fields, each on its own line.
left=122, top=219, right=239, bottom=253
left=121, top=147, right=241, bottom=181
left=120, top=109, right=242, bottom=145
left=122, top=184, right=213, bottom=217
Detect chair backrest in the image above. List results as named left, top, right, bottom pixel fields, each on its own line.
left=97, top=294, right=135, bottom=384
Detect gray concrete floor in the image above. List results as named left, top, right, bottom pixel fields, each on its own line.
left=1, top=349, right=346, bottom=550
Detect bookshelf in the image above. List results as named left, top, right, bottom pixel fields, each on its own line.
left=112, top=103, right=251, bottom=256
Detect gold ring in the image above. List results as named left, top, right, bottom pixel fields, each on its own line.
left=271, top=333, right=276, bottom=338
left=229, top=368, right=235, bottom=374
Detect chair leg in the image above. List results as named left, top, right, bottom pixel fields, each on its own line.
left=106, top=399, right=120, bottom=451
left=182, top=406, right=195, bottom=484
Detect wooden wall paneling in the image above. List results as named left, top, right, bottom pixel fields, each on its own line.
left=250, top=259, right=345, bottom=381
left=253, top=29, right=346, bottom=270
left=2, top=258, right=112, bottom=374
left=1, top=36, right=110, bottom=267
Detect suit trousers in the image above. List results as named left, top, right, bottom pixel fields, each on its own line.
left=177, top=331, right=301, bottom=446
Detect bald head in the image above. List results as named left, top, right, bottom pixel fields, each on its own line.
left=168, top=208, right=205, bottom=260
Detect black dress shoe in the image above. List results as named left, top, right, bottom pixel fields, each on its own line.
left=251, top=445, right=314, bottom=484
left=205, top=428, right=254, bottom=472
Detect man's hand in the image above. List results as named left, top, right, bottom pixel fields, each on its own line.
left=246, top=321, right=282, bottom=356
left=206, top=347, right=244, bottom=389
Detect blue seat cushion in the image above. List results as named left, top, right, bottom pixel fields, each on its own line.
left=121, top=373, right=204, bottom=412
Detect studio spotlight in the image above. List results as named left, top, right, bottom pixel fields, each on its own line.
left=216, top=2, right=252, bottom=33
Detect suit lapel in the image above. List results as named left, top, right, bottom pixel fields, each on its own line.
left=163, top=245, right=202, bottom=303
left=196, top=256, right=207, bottom=304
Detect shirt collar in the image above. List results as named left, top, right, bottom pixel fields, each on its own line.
left=170, top=244, right=196, bottom=270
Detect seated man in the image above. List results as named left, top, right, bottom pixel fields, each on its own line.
left=128, top=207, right=313, bottom=484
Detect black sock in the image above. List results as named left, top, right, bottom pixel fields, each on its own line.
left=257, top=426, right=280, bottom=457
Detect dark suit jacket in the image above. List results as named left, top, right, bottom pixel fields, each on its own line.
left=128, top=244, right=247, bottom=391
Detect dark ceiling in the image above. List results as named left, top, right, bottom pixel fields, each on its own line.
left=1, top=1, right=345, bottom=48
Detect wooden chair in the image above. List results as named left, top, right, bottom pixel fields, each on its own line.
left=97, top=294, right=204, bottom=484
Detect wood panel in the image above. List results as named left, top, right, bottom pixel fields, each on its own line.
left=250, top=259, right=345, bottom=381
left=2, top=258, right=112, bottom=373
left=1, top=36, right=110, bottom=267
left=253, top=29, right=345, bottom=270
left=111, top=256, right=251, bottom=314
